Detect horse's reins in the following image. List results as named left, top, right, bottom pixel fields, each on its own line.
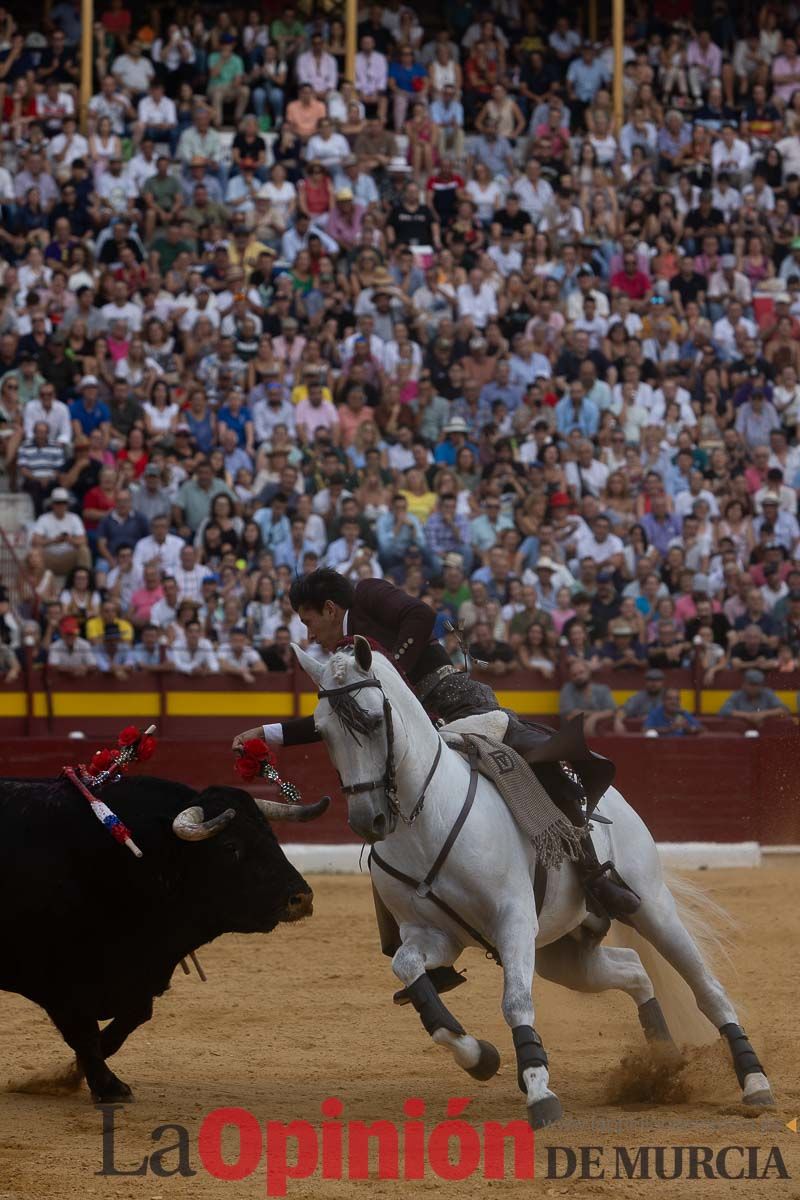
left=318, top=673, right=503, bottom=963
left=318, top=676, right=441, bottom=825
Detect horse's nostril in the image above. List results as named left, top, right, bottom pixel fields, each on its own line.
left=373, top=813, right=386, bottom=836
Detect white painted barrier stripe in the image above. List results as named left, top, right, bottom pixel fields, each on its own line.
left=282, top=841, right=763, bottom=874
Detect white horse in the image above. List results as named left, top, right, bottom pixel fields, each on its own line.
left=294, top=637, right=775, bottom=1129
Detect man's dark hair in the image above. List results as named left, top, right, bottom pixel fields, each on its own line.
left=289, top=568, right=355, bottom=614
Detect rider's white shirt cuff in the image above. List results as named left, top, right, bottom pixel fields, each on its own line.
left=262, top=723, right=284, bottom=745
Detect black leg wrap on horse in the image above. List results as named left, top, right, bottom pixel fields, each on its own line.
left=405, top=973, right=465, bottom=1037
left=512, top=1025, right=548, bottom=1094
left=720, top=1023, right=763, bottom=1086
left=638, top=998, right=673, bottom=1043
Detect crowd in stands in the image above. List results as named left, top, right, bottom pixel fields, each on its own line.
left=1, top=0, right=800, bottom=732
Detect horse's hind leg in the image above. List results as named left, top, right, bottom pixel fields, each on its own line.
left=392, top=926, right=501, bottom=1082
left=630, top=886, right=775, bottom=1107
left=536, top=936, right=678, bottom=1052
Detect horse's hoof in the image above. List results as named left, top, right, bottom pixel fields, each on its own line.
left=527, top=1092, right=563, bottom=1129
left=465, top=1040, right=500, bottom=1082
left=743, top=1088, right=776, bottom=1107
left=743, top=1072, right=776, bottom=1107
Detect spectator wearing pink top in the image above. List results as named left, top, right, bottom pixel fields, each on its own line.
left=296, top=381, right=340, bottom=446
left=686, top=31, right=723, bottom=100
left=771, top=38, right=800, bottom=105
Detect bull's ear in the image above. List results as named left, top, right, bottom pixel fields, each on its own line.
left=291, top=643, right=324, bottom=684
left=353, top=634, right=372, bottom=673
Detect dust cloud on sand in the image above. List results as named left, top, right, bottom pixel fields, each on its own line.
left=0, top=863, right=797, bottom=1200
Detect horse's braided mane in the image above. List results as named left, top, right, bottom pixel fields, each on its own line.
left=334, top=636, right=412, bottom=687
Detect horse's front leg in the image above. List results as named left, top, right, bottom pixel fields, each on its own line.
left=392, top=924, right=500, bottom=1081
left=496, top=906, right=562, bottom=1130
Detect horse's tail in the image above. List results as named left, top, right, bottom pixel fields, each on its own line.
left=610, top=870, right=736, bottom=1047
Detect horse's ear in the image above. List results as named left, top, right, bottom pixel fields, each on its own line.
left=291, top=643, right=324, bottom=685
left=353, top=634, right=373, bottom=673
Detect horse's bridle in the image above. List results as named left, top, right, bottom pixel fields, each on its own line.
left=317, top=675, right=442, bottom=825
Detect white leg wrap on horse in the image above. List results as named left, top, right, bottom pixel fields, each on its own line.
left=432, top=1028, right=481, bottom=1069
left=522, top=1066, right=563, bottom=1129
left=742, top=1072, right=775, bottom=1107
left=522, top=1065, right=552, bottom=1104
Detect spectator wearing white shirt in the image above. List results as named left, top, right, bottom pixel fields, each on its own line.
left=355, top=36, right=388, bottom=123
left=251, top=385, right=297, bottom=444
left=572, top=301, right=609, bottom=349
left=511, top=160, right=553, bottom=225
left=707, top=253, right=752, bottom=312
left=30, top=488, right=91, bottom=575
left=565, top=270, right=610, bottom=321
left=456, top=267, right=498, bottom=329
left=111, top=40, right=155, bottom=98
left=47, top=117, right=88, bottom=170
left=132, top=514, right=184, bottom=577
left=48, top=616, right=96, bottom=675
left=171, top=621, right=219, bottom=674
left=101, top=279, right=143, bottom=334
left=711, top=177, right=743, bottom=222
left=305, top=119, right=351, bottom=170
left=95, top=156, right=138, bottom=219
left=134, top=81, right=178, bottom=155
left=173, top=544, right=207, bottom=602
left=619, top=110, right=657, bottom=160
left=565, top=441, right=609, bottom=498
left=87, top=76, right=133, bottom=136
left=24, top=385, right=72, bottom=446
left=713, top=301, right=757, bottom=361
left=650, top=379, right=696, bottom=428
left=772, top=365, right=800, bottom=426
left=296, top=35, right=338, bottom=99
left=150, top=576, right=180, bottom=631
left=574, top=513, right=625, bottom=571
left=710, top=124, right=751, bottom=182
left=123, top=142, right=159, bottom=194
left=776, top=132, right=800, bottom=179
left=218, top=627, right=267, bottom=681
left=755, top=469, right=798, bottom=515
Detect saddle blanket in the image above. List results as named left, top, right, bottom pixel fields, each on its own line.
left=440, top=726, right=584, bottom=869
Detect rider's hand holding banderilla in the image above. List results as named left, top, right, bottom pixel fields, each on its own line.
left=232, top=727, right=264, bottom=752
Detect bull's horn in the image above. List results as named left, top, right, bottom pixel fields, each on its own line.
left=173, top=805, right=237, bottom=841
left=254, top=795, right=330, bottom=823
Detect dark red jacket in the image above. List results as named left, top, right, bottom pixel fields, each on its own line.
left=281, top=579, right=449, bottom=746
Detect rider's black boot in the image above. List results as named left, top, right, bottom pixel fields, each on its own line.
left=577, top=832, right=641, bottom=919
left=506, top=748, right=641, bottom=922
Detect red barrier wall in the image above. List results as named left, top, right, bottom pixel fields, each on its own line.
left=3, top=732, right=798, bottom=845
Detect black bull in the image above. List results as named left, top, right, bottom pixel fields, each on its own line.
left=0, top=775, right=328, bottom=1103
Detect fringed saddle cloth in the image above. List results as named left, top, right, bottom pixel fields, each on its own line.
left=440, top=731, right=584, bottom=869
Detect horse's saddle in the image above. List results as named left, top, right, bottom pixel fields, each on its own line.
left=441, top=712, right=615, bottom=816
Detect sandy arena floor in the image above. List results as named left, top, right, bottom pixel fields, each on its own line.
left=0, top=862, right=797, bottom=1199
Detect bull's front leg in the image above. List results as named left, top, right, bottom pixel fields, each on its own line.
left=46, top=1005, right=133, bottom=1103
left=100, top=996, right=154, bottom=1060
left=392, top=924, right=500, bottom=1081
left=496, top=905, right=562, bottom=1130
